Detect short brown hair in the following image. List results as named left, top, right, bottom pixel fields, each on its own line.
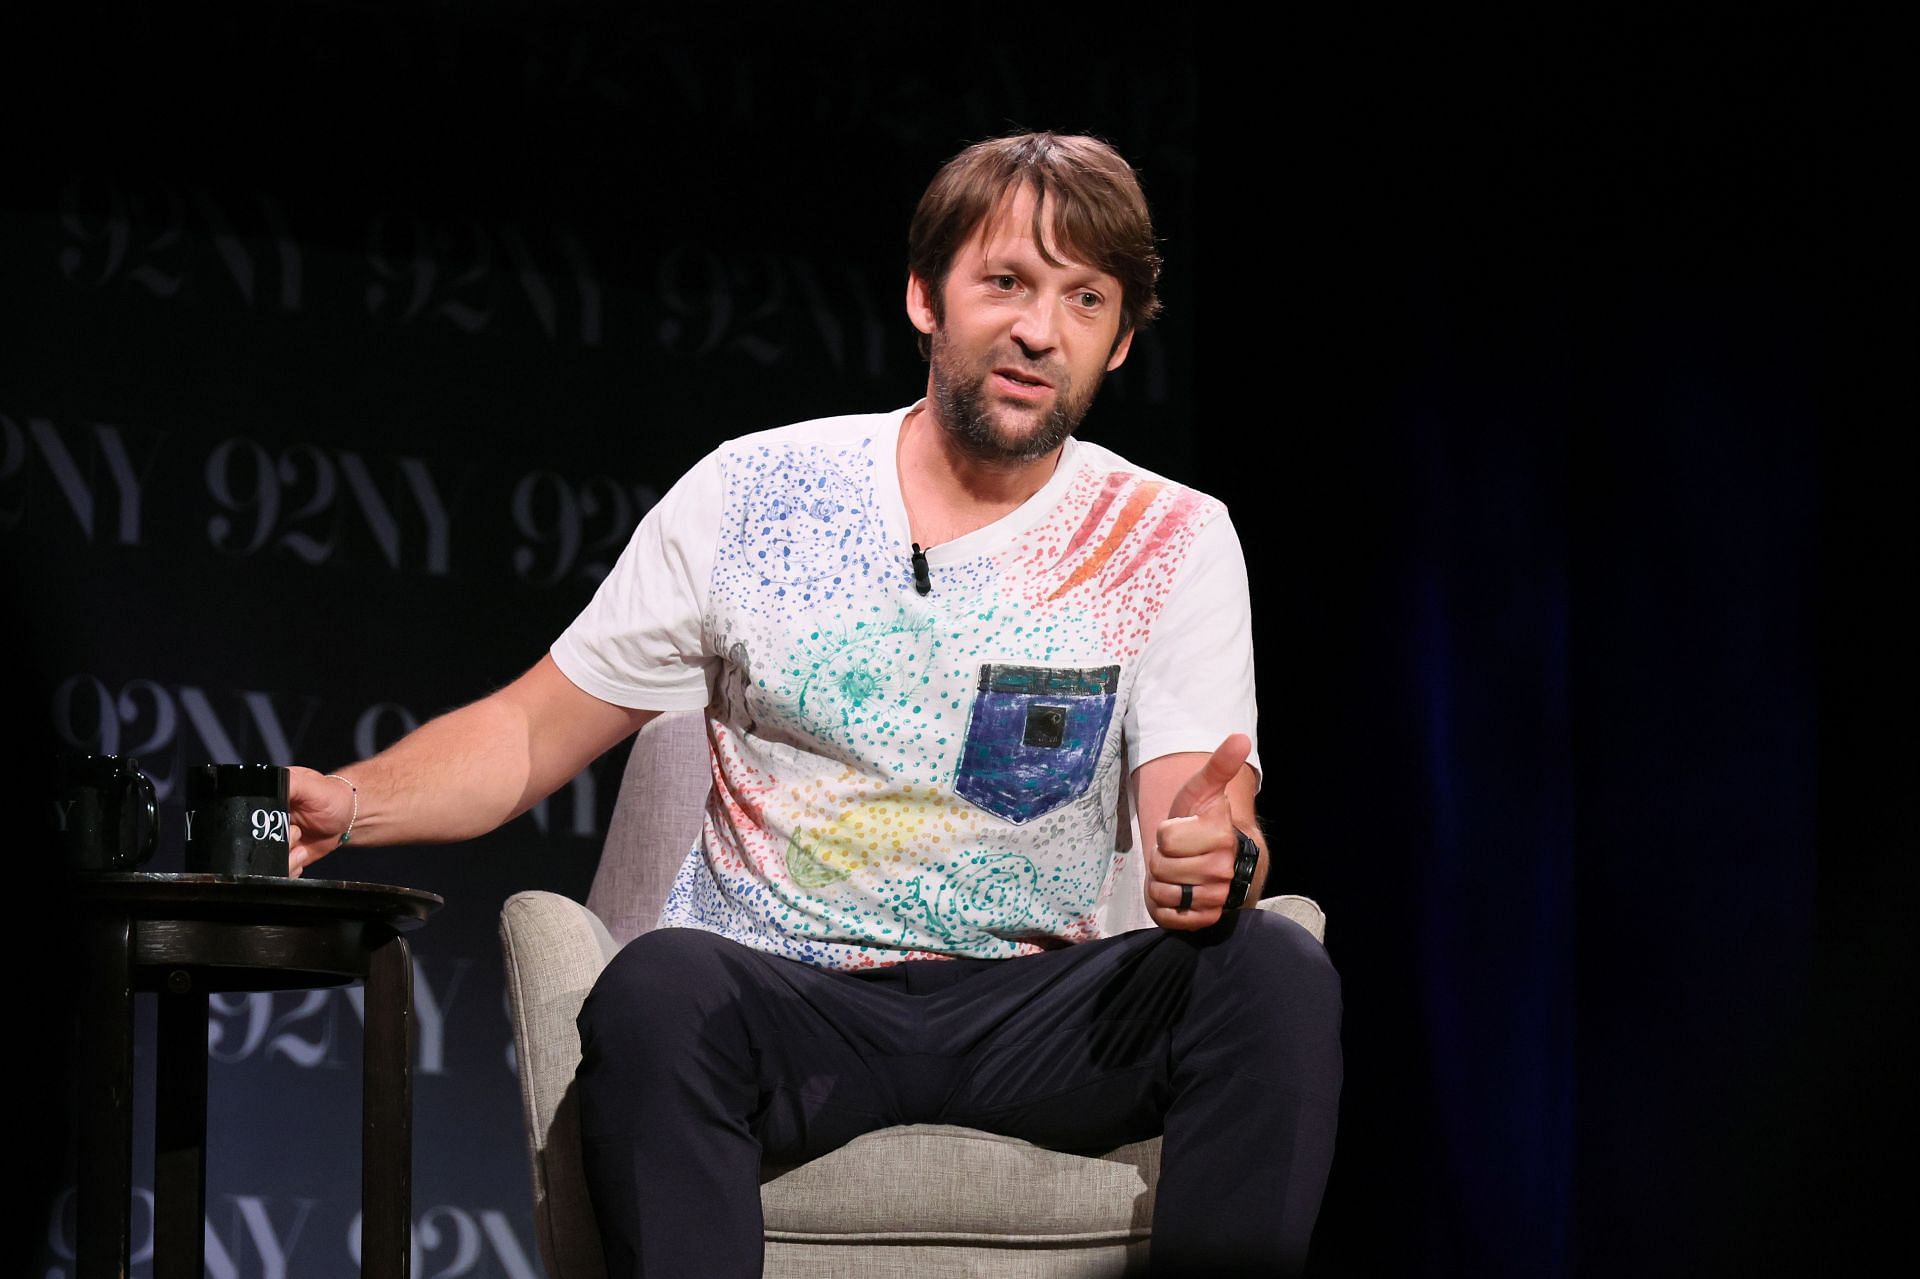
left=908, top=132, right=1162, bottom=358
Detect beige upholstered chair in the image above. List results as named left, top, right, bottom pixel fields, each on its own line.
left=501, top=710, right=1328, bottom=1278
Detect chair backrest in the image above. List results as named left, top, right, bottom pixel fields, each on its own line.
left=585, top=711, right=712, bottom=947
left=586, top=710, right=1157, bottom=948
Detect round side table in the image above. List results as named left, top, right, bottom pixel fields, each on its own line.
left=71, top=873, right=442, bottom=1279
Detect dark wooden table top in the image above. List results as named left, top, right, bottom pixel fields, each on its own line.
left=69, top=872, right=442, bottom=926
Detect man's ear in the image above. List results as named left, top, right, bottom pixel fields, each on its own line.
left=1106, top=325, right=1136, bottom=372
left=906, top=272, right=938, bottom=337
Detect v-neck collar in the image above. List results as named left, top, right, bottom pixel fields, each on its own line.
left=873, top=400, right=1084, bottom=566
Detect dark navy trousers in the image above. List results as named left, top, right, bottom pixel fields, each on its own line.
left=575, top=909, right=1342, bottom=1277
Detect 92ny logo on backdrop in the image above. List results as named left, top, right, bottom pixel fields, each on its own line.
left=43, top=1188, right=542, bottom=1279
left=6, top=412, right=659, bottom=588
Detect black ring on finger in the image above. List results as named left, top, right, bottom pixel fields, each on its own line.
left=1177, top=883, right=1193, bottom=913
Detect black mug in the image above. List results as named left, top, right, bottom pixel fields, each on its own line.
left=54, top=753, right=159, bottom=871
left=184, top=763, right=292, bottom=877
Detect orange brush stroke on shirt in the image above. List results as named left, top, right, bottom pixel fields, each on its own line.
left=1051, top=471, right=1135, bottom=568
left=1106, top=489, right=1204, bottom=592
left=1048, top=481, right=1163, bottom=600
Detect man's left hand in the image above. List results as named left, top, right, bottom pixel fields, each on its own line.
left=1145, top=733, right=1255, bottom=931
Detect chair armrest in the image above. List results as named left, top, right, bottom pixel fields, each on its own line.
left=500, top=890, right=622, bottom=1279
left=1256, top=893, right=1327, bottom=944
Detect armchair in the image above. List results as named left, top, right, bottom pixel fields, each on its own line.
left=501, top=711, right=1327, bottom=1277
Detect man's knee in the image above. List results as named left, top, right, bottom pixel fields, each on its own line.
left=578, top=927, right=753, bottom=1053
left=1195, top=910, right=1343, bottom=1051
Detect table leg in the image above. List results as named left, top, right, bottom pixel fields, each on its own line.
left=77, top=914, right=133, bottom=1279
left=363, top=931, right=413, bottom=1278
left=155, top=981, right=209, bottom=1279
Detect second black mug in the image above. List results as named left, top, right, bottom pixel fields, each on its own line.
left=54, top=753, right=159, bottom=871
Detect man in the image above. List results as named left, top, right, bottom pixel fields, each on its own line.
left=287, top=132, right=1341, bottom=1276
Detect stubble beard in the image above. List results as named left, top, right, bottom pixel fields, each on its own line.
left=927, top=327, right=1103, bottom=468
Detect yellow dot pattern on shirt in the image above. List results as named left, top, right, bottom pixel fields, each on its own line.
left=784, top=787, right=966, bottom=887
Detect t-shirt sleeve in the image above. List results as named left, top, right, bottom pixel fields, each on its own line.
left=549, top=450, right=722, bottom=710
left=1122, top=510, right=1263, bottom=787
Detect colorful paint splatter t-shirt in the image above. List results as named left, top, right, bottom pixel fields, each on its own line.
left=552, top=404, right=1259, bottom=969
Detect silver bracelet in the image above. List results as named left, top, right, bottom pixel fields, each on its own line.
left=325, top=773, right=360, bottom=845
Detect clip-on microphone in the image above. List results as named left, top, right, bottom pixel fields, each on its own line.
left=911, top=543, right=932, bottom=596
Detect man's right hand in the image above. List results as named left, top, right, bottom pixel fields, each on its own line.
left=278, top=654, right=658, bottom=878
left=288, top=767, right=357, bottom=878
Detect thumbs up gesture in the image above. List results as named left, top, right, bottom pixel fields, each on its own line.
left=1146, top=733, right=1259, bottom=931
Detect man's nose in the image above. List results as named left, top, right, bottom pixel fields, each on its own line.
left=1009, top=295, right=1059, bottom=355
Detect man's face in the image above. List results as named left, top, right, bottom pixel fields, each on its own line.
left=909, top=184, right=1134, bottom=466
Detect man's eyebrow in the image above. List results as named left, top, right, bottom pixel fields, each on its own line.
left=983, top=252, right=1112, bottom=285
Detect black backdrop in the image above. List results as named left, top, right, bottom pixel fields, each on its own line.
left=7, top=6, right=1907, bottom=1276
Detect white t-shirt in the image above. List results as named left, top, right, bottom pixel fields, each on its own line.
left=552, top=404, right=1259, bottom=969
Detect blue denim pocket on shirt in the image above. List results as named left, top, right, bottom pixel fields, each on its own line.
left=953, top=663, right=1120, bottom=825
